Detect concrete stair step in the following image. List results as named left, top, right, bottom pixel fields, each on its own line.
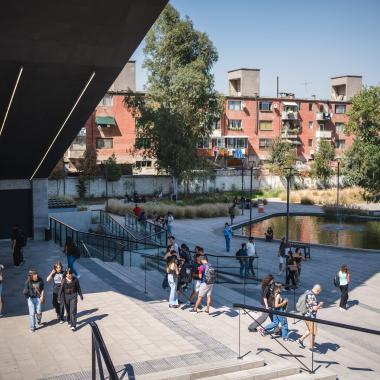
left=275, top=370, right=336, bottom=380
left=200, top=362, right=299, bottom=380
left=135, top=357, right=265, bottom=380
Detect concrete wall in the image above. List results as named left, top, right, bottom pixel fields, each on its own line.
left=32, top=179, right=49, bottom=240
left=49, top=210, right=93, bottom=232
left=48, top=172, right=286, bottom=198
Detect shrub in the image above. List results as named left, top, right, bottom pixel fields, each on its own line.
left=252, top=199, right=258, bottom=208
left=300, top=196, right=315, bottom=205
left=323, top=204, right=367, bottom=216
left=77, top=206, right=88, bottom=211
left=263, top=198, right=268, bottom=205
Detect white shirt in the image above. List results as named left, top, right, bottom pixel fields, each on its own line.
left=247, top=242, right=255, bottom=257
left=167, top=215, right=174, bottom=226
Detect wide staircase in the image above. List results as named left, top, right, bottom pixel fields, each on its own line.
left=49, top=213, right=336, bottom=380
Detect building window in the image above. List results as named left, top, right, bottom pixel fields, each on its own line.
left=319, top=123, right=325, bottom=131
left=308, top=121, right=313, bottom=129
left=308, top=103, right=313, bottom=112
left=211, top=120, right=221, bottom=130
left=99, top=94, right=113, bottom=107
left=197, top=138, right=210, bottom=149
left=96, top=138, right=113, bottom=149
left=259, top=139, right=273, bottom=150
left=336, top=139, right=346, bottom=149
left=335, top=104, right=346, bottom=114
left=136, top=160, right=152, bottom=168
left=335, top=122, right=345, bottom=133
left=226, top=138, right=248, bottom=149
left=227, top=100, right=242, bottom=111
left=259, top=101, right=272, bottom=111
left=212, top=138, right=225, bottom=148
left=259, top=121, right=273, bottom=131
left=228, top=119, right=243, bottom=130
left=319, top=104, right=325, bottom=112
left=308, top=139, right=313, bottom=147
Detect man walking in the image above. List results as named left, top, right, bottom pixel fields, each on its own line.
left=223, top=223, right=232, bottom=252
left=247, top=237, right=256, bottom=277
left=236, top=243, right=248, bottom=278
left=297, top=284, right=324, bottom=353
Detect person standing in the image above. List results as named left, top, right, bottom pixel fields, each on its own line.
left=338, top=264, right=350, bottom=311
left=228, top=204, right=236, bottom=225
left=187, top=252, right=203, bottom=306
left=223, top=223, right=232, bottom=252
left=167, top=212, right=174, bottom=236
left=64, top=237, right=80, bottom=278
left=265, top=227, right=273, bottom=242
left=247, top=237, right=256, bottom=277
left=166, top=255, right=179, bottom=308
left=278, top=237, right=286, bottom=274
left=58, top=268, right=83, bottom=331
left=11, top=225, right=23, bottom=267
left=294, top=248, right=304, bottom=285
left=133, top=203, right=142, bottom=217
left=297, top=284, right=323, bottom=352
left=0, top=264, right=4, bottom=317
left=236, top=243, right=248, bottom=278
left=167, top=236, right=179, bottom=257
left=285, top=251, right=298, bottom=290
left=46, top=261, right=65, bottom=323
left=23, top=270, right=45, bottom=332
left=190, top=255, right=215, bottom=314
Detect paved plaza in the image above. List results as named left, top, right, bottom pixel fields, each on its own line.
left=0, top=202, right=380, bottom=379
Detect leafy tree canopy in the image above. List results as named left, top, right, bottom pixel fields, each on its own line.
left=103, top=153, right=122, bottom=182
left=81, top=145, right=98, bottom=180
left=343, top=86, right=380, bottom=201
left=310, top=139, right=335, bottom=187
left=125, top=4, right=223, bottom=188
left=269, top=138, right=296, bottom=177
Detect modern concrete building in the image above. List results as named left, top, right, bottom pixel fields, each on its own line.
left=0, top=0, right=168, bottom=239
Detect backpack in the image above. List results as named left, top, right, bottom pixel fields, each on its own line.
left=296, top=290, right=311, bottom=314
left=333, top=273, right=340, bottom=287
left=205, top=265, right=216, bottom=285
left=179, top=263, right=193, bottom=284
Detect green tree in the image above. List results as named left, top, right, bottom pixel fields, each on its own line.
left=81, top=145, right=98, bottom=194
left=125, top=4, right=223, bottom=199
left=343, top=86, right=380, bottom=201
left=310, top=139, right=335, bottom=187
left=104, top=153, right=122, bottom=182
left=268, top=137, right=296, bottom=177
left=49, top=158, right=67, bottom=196
left=76, top=176, right=87, bottom=199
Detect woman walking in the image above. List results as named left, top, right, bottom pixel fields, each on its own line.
left=294, top=248, right=304, bottom=285
left=23, top=270, right=45, bottom=332
left=46, top=261, right=65, bottom=323
left=259, top=283, right=289, bottom=341
left=58, top=268, right=83, bottom=331
left=338, top=264, right=350, bottom=311
left=166, top=255, right=179, bottom=308
left=64, top=237, right=79, bottom=278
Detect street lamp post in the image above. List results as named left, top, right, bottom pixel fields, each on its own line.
left=241, top=158, right=244, bottom=215
left=103, top=161, right=109, bottom=210
left=249, top=166, right=253, bottom=238
left=286, top=172, right=291, bottom=244
left=336, top=160, right=340, bottom=219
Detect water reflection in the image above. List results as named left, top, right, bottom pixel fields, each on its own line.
left=242, top=216, right=380, bottom=250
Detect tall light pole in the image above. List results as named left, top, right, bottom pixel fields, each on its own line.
left=241, top=157, right=244, bottom=215
left=284, top=166, right=297, bottom=244
left=336, top=159, right=340, bottom=219
left=249, top=166, right=259, bottom=238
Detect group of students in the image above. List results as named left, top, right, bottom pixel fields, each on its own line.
left=163, top=237, right=216, bottom=314
left=23, top=263, right=83, bottom=332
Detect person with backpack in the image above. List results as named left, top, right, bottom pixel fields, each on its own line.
left=337, top=264, right=350, bottom=311
left=23, top=269, right=45, bottom=332
left=190, top=255, right=216, bottom=314
left=64, top=237, right=80, bottom=278
left=46, top=261, right=65, bottom=323
left=58, top=268, right=83, bottom=331
left=236, top=243, right=248, bottom=278
left=297, top=284, right=323, bottom=352
left=223, top=223, right=232, bottom=252
left=259, top=283, right=289, bottom=341
left=248, top=274, right=275, bottom=332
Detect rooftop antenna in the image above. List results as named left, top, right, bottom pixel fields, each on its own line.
left=302, top=80, right=311, bottom=96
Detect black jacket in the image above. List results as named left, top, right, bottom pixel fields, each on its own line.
left=23, top=277, right=44, bottom=298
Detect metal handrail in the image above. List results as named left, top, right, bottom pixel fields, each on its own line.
left=233, top=303, right=380, bottom=374
left=90, top=321, right=118, bottom=380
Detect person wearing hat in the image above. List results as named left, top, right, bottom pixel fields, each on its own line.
left=23, top=269, right=45, bottom=332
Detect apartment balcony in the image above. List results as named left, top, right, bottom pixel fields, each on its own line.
left=316, top=112, right=332, bottom=122
left=282, top=126, right=300, bottom=139
left=316, top=130, right=332, bottom=139
left=281, top=111, right=299, bottom=120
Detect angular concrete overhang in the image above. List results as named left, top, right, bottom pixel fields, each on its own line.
left=0, top=0, right=168, bottom=179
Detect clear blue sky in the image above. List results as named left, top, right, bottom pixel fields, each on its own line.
left=131, top=0, right=380, bottom=99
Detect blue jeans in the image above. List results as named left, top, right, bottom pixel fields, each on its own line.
left=27, top=297, right=41, bottom=330
left=264, top=313, right=288, bottom=339
left=168, top=274, right=178, bottom=306
left=67, top=255, right=78, bottom=276
left=167, top=225, right=173, bottom=236
left=225, top=237, right=230, bottom=252
left=240, top=260, right=248, bottom=277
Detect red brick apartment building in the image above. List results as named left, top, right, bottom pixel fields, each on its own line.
left=65, top=63, right=362, bottom=173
